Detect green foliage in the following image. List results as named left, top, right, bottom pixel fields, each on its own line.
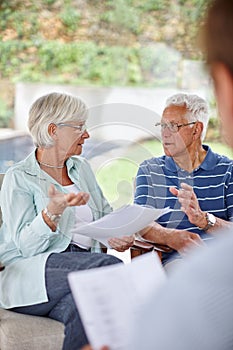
left=0, top=38, right=183, bottom=87
left=137, top=0, right=167, bottom=11
left=42, top=0, right=56, bottom=5
left=0, top=98, right=13, bottom=128
left=0, top=0, right=213, bottom=127
left=101, top=0, right=141, bottom=34
left=178, top=0, right=208, bottom=22
left=59, top=6, right=81, bottom=32
left=0, top=41, right=31, bottom=77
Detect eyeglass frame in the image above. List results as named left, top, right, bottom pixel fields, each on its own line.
left=155, top=121, right=197, bottom=133
left=55, top=123, right=87, bottom=133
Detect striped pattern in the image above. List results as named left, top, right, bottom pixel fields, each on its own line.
left=134, top=145, right=233, bottom=261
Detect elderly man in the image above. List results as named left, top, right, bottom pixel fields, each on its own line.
left=134, top=92, right=233, bottom=271
left=81, top=1, right=233, bottom=349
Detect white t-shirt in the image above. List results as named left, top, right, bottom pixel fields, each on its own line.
left=64, top=183, right=93, bottom=249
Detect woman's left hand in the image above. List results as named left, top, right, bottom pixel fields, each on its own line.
left=108, top=235, right=135, bottom=252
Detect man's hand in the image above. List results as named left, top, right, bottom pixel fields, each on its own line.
left=170, top=182, right=207, bottom=228
left=108, top=235, right=135, bottom=252
left=167, top=229, right=204, bottom=255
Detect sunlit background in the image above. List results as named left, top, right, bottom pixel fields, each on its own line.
left=1, top=0, right=233, bottom=213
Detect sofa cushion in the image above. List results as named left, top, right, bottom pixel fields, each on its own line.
left=0, top=308, right=64, bottom=350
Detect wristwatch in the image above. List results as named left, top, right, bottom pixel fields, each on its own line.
left=201, top=212, right=216, bottom=231
left=43, top=207, right=62, bottom=225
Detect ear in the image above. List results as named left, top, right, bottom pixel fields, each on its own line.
left=193, top=121, right=203, bottom=140
left=48, top=123, right=57, bottom=138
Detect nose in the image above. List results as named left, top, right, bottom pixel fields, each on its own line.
left=81, top=130, right=90, bottom=139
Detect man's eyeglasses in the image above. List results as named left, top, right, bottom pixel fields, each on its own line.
left=56, top=123, right=87, bottom=133
left=155, top=121, right=196, bottom=133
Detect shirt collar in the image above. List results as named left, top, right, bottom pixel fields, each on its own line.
left=22, top=150, right=79, bottom=180
left=165, top=145, right=217, bottom=173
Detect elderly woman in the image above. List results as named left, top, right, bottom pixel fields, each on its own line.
left=0, top=92, right=133, bottom=350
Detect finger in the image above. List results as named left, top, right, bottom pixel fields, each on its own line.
left=108, top=238, right=127, bottom=250
left=108, top=238, right=121, bottom=245
left=180, top=182, right=193, bottom=191
left=179, top=199, right=195, bottom=210
left=110, top=237, right=131, bottom=245
left=187, top=234, right=204, bottom=247
left=66, top=192, right=90, bottom=206
left=107, top=240, right=123, bottom=251
left=169, top=186, right=179, bottom=196
left=120, top=235, right=134, bottom=243
left=178, top=189, right=193, bottom=201
left=108, top=237, right=133, bottom=251
left=78, top=192, right=90, bottom=203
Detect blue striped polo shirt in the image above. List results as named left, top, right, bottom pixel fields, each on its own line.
left=134, top=145, right=233, bottom=263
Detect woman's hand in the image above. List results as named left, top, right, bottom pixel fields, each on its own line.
left=47, top=184, right=90, bottom=216
left=108, top=235, right=135, bottom=252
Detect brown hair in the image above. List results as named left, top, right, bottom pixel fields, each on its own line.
left=203, top=0, right=233, bottom=75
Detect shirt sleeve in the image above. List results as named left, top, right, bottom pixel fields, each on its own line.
left=134, top=161, right=155, bottom=208
left=1, top=170, right=60, bottom=258
left=225, top=163, right=233, bottom=221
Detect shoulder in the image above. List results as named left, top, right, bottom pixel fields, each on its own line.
left=70, top=156, right=91, bottom=169
left=206, top=145, right=233, bottom=165
left=139, top=155, right=165, bottom=168
left=70, top=156, right=95, bottom=179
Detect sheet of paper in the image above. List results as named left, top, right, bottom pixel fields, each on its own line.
left=73, top=204, right=170, bottom=247
left=68, top=252, right=167, bottom=350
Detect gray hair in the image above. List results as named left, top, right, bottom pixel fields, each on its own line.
left=28, top=92, right=88, bottom=147
left=165, top=93, right=209, bottom=141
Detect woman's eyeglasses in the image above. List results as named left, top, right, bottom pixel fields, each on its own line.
left=56, top=123, right=87, bottom=133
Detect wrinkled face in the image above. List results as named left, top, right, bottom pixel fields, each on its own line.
left=161, top=105, right=197, bottom=158
left=54, top=121, right=89, bottom=158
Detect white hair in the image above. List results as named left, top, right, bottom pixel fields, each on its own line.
left=165, top=93, right=209, bottom=141
left=28, top=92, right=88, bottom=148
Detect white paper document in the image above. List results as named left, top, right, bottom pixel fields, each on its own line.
left=73, top=204, right=170, bottom=247
left=68, top=252, right=167, bottom=350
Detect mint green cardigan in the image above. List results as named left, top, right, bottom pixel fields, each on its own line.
left=0, top=151, right=111, bottom=308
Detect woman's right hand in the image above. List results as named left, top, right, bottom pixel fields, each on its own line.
left=47, top=184, right=89, bottom=216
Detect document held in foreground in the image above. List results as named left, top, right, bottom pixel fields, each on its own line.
left=68, top=252, right=167, bottom=350
left=73, top=204, right=170, bottom=247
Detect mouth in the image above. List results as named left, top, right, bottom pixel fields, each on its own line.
left=163, top=142, right=173, bottom=147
